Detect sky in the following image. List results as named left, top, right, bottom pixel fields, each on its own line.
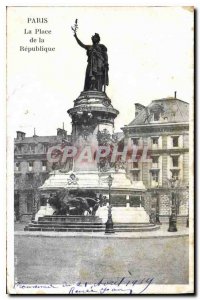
left=7, top=6, right=193, bottom=137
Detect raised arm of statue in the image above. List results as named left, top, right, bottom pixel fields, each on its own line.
left=74, top=33, right=88, bottom=50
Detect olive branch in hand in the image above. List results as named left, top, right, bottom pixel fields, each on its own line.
left=71, top=19, right=78, bottom=35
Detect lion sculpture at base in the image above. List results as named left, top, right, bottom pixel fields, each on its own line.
left=48, top=190, right=107, bottom=216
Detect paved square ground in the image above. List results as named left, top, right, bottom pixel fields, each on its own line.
left=14, top=235, right=189, bottom=284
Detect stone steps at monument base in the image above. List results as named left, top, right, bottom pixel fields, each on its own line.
left=112, top=203, right=127, bottom=207
left=24, top=222, right=160, bottom=232
left=24, top=226, right=159, bottom=232
left=24, top=214, right=160, bottom=232
left=32, top=221, right=155, bottom=228
left=114, top=225, right=160, bottom=232
left=38, top=215, right=102, bottom=223
left=159, top=215, right=188, bottom=224
left=27, top=223, right=105, bottom=228
left=36, top=219, right=103, bottom=224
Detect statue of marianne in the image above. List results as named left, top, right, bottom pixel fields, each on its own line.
left=73, top=31, right=109, bottom=92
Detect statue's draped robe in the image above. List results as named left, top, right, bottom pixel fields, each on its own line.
left=84, top=44, right=109, bottom=91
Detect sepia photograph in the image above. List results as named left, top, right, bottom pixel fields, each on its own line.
left=6, top=5, right=194, bottom=294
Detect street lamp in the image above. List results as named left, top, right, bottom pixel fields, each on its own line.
left=168, top=178, right=178, bottom=232
left=105, top=174, right=115, bottom=234
left=31, top=196, right=37, bottom=222
left=155, top=190, right=161, bottom=225
left=186, top=185, right=189, bottom=228
left=31, top=189, right=40, bottom=222
left=149, top=189, right=161, bottom=225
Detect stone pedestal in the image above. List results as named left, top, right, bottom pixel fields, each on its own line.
left=96, top=205, right=150, bottom=223
left=40, top=169, right=146, bottom=192
left=67, top=91, right=119, bottom=172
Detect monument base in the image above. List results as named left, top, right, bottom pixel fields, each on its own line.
left=24, top=214, right=160, bottom=232
left=35, top=204, right=56, bottom=221
left=96, top=205, right=150, bottom=223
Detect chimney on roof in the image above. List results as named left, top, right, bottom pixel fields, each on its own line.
left=134, top=103, right=145, bottom=118
left=33, top=127, right=38, bottom=137
left=174, top=91, right=177, bottom=98
left=16, top=131, right=26, bottom=140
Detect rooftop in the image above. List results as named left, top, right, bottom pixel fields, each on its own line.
left=127, top=97, right=189, bottom=127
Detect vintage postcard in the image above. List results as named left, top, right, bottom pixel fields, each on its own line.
left=6, top=5, right=194, bottom=295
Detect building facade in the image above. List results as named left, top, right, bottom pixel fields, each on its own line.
left=122, top=96, right=189, bottom=219
left=14, top=128, right=71, bottom=221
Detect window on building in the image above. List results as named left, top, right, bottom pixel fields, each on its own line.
left=151, top=137, right=159, bottom=145
left=132, top=138, right=139, bottom=146
left=151, top=170, right=159, bottom=182
left=14, top=192, right=20, bottom=220
left=29, top=144, right=35, bottom=153
left=16, top=145, right=22, bottom=154
left=172, top=156, right=179, bottom=167
left=132, top=171, right=139, bottom=181
left=28, top=161, right=34, bottom=171
left=133, top=161, right=138, bottom=169
left=37, top=143, right=43, bottom=153
left=27, top=195, right=33, bottom=213
left=153, top=112, right=160, bottom=121
left=15, top=162, right=20, bottom=171
left=42, top=161, right=47, bottom=171
left=26, top=173, right=33, bottom=180
left=152, top=156, right=159, bottom=168
left=171, top=170, right=179, bottom=181
left=172, top=136, right=179, bottom=147
left=43, top=143, right=49, bottom=153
